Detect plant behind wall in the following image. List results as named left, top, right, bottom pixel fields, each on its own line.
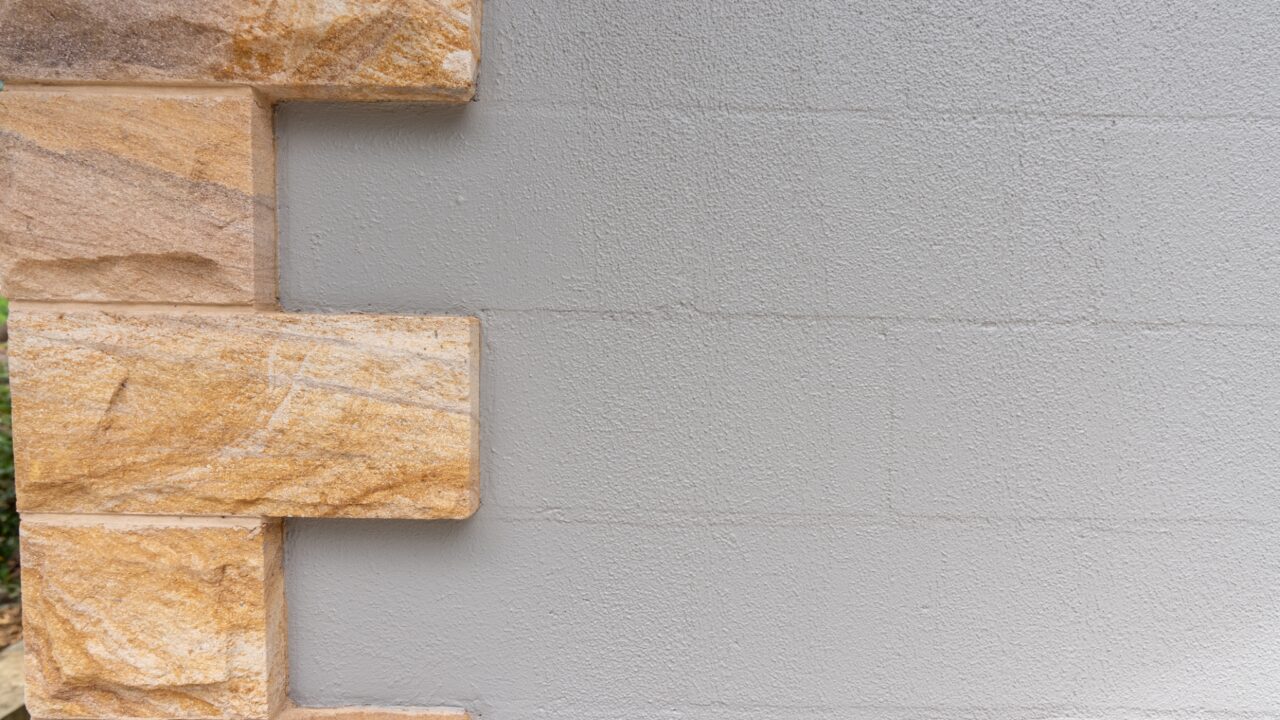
left=0, top=297, right=14, bottom=601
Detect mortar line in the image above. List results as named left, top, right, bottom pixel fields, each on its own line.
left=468, top=304, right=1280, bottom=333
left=482, top=503, right=1280, bottom=531
left=21, top=513, right=266, bottom=528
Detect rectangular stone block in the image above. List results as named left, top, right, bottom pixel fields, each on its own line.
left=21, top=515, right=286, bottom=720
left=9, top=309, right=479, bottom=519
left=0, top=87, right=275, bottom=305
left=0, top=0, right=480, bottom=101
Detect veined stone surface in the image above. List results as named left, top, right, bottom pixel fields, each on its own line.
left=0, top=0, right=480, bottom=101
left=21, top=515, right=286, bottom=720
left=9, top=309, right=479, bottom=519
left=0, top=87, right=275, bottom=304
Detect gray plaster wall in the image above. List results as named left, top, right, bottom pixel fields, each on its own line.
left=278, top=1, right=1280, bottom=717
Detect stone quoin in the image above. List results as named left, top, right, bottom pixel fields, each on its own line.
left=0, top=1, right=483, bottom=717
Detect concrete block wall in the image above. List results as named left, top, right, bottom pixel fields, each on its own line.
left=280, top=1, right=1280, bottom=717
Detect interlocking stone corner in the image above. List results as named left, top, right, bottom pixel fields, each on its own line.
left=5, top=1, right=484, bottom=714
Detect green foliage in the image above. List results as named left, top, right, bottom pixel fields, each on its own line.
left=0, top=297, right=17, bottom=600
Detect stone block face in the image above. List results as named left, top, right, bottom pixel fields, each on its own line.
left=0, top=0, right=480, bottom=101
left=9, top=308, right=479, bottom=519
left=0, top=87, right=275, bottom=305
left=21, top=515, right=286, bottom=720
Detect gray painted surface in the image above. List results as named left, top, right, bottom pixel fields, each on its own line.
left=279, top=1, right=1280, bottom=717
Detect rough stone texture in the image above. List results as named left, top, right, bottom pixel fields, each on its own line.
left=21, top=515, right=285, bottom=720
left=0, top=0, right=480, bottom=101
left=9, top=309, right=479, bottom=519
left=0, top=87, right=274, bottom=305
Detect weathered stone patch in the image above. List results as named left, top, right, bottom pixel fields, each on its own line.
left=21, top=515, right=286, bottom=719
left=0, top=88, right=275, bottom=305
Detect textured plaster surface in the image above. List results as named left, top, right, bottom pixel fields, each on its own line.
left=279, top=0, right=1280, bottom=717
left=280, top=708, right=468, bottom=720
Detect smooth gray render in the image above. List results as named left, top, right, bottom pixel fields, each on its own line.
left=279, top=1, right=1280, bottom=717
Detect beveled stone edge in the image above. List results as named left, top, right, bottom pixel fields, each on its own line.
left=27, top=711, right=471, bottom=720
left=20, top=513, right=266, bottom=529
left=2, top=80, right=478, bottom=104
left=250, top=86, right=280, bottom=310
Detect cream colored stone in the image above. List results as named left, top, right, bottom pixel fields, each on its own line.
left=21, top=515, right=286, bottom=720
left=0, top=87, right=275, bottom=305
left=10, top=308, right=479, bottom=519
left=0, top=0, right=481, bottom=101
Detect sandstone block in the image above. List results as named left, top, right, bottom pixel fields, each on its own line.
left=9, top=308, right=479, bottom=519
left=0, top=0, right=480, bottom=101
left=0, top=87, right=275, bottom=305
left=21, top=515, right=286, bottom=720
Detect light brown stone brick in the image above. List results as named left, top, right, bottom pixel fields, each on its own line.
left=9, top=308, right=479, bottom=519
left=21, top=515, right=287, bottom=720
left=0, top=87, right=275, bottom=305
left=0, top=0, right=480, bottom=101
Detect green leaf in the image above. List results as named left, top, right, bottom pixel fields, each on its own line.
left=0, top=296, right=16, bottom=600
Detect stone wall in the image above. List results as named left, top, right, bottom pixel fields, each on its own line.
left=0, top=2, right=482, bottom=718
